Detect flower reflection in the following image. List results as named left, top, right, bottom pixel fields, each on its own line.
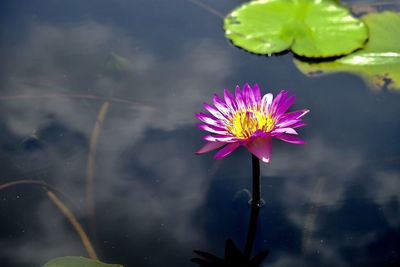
left=192, top=238, right=269, bottom=267
left=196, top=84, right=309, bottom=163
left=192, top=203, right=269, bottom=267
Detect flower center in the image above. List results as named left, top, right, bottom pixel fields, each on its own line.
left=226, top=109, right=275, bottom=138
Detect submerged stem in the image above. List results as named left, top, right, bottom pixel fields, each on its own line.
left=0, top=179, right=56, bottom=192
left=86, top=101, right=110, bottom=236
left=186, top=0, right=224, bottom=19
left=47, top=191, right=98, bottom=260
left=0, top=179, right=70, bottom=204
left=0, top=179, right=98, bottom=260
left=0, top=93, right=149, bottom=108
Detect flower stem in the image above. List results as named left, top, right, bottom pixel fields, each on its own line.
left=244, top=203, right=260, bottom=260
left=242, top=155, right=262, bottom=259
left=251, top=155, right=261, bottom=206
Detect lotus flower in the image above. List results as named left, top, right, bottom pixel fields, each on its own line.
left=196, top=84, right=309, bottom=163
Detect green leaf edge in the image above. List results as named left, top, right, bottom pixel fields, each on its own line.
left=42, top=256, right=125, bottom=267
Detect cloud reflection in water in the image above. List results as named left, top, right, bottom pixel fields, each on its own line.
left=0, top=7, right=399, bottom=267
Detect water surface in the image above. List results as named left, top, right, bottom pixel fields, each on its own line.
left=0, top=1, right=399, bottom=267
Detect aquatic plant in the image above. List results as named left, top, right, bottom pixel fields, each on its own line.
left=224, top=0, right=368, bottom=57
left=196, top=84, right=309, bottom=163
left=42, top=256, right=124, bottom=267
left=295, top=11, right=400, bottom=91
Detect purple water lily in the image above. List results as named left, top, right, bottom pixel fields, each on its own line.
left=196, top=84, right=309, bottom=163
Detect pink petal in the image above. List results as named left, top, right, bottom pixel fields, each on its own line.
left=261, top=93, right=273, bottom=114
left=204, top=135, right=237, bottom=143
left=270, top=90, right=288, bottom=115
left=276, top=134, right=306, bottom=144
left=276, top=95, right=295, bottom=117
left=242, top=83, right=252, bottom=107
left=277, top=109, right=309, bottom=123
left=269, top=90, right=286, bottom=114
left=246, top=137, right=272, bottom=163
left=196, top=142, right=226, bottom=154
left=197, top=124, right=229, bottom=135
left=272, top=127, right=298, bottom=135
left=224, top=89, right=237, bottom=111
left=213, top=94, right=230, bottom=115
left=214, top=142, right=240, bottom=159
left=196, top=113, right=224, bottom=127
left=248, top=85, right=257, bottom=107
left=289, top=121, right=307, bottom=128
left=252, top=84, right=261, bottom=107
left=252, top=129, right=270, bottom=138
left=277, top=120, right=307, bottom=129
left=235, top=85, right=245, bottom=109
left=203, top=103, right=227, bottom=121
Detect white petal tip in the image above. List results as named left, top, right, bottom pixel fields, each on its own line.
left=261, top=157, right=270, bottom=163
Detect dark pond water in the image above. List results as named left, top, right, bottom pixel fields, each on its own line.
left=0, top=1, right=399, bottom=266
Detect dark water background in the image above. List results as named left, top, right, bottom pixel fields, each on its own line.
left=0, top=0, right=399, bottom=266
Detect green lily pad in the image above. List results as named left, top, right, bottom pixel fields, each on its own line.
left=224, top=0, right=368, bottom=57
left=295, top=11, right=400, bottom=91
left=42, top=256, right=125, bottom=267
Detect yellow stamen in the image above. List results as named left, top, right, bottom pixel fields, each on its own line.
left=226, top=109, right=275, bottom=138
